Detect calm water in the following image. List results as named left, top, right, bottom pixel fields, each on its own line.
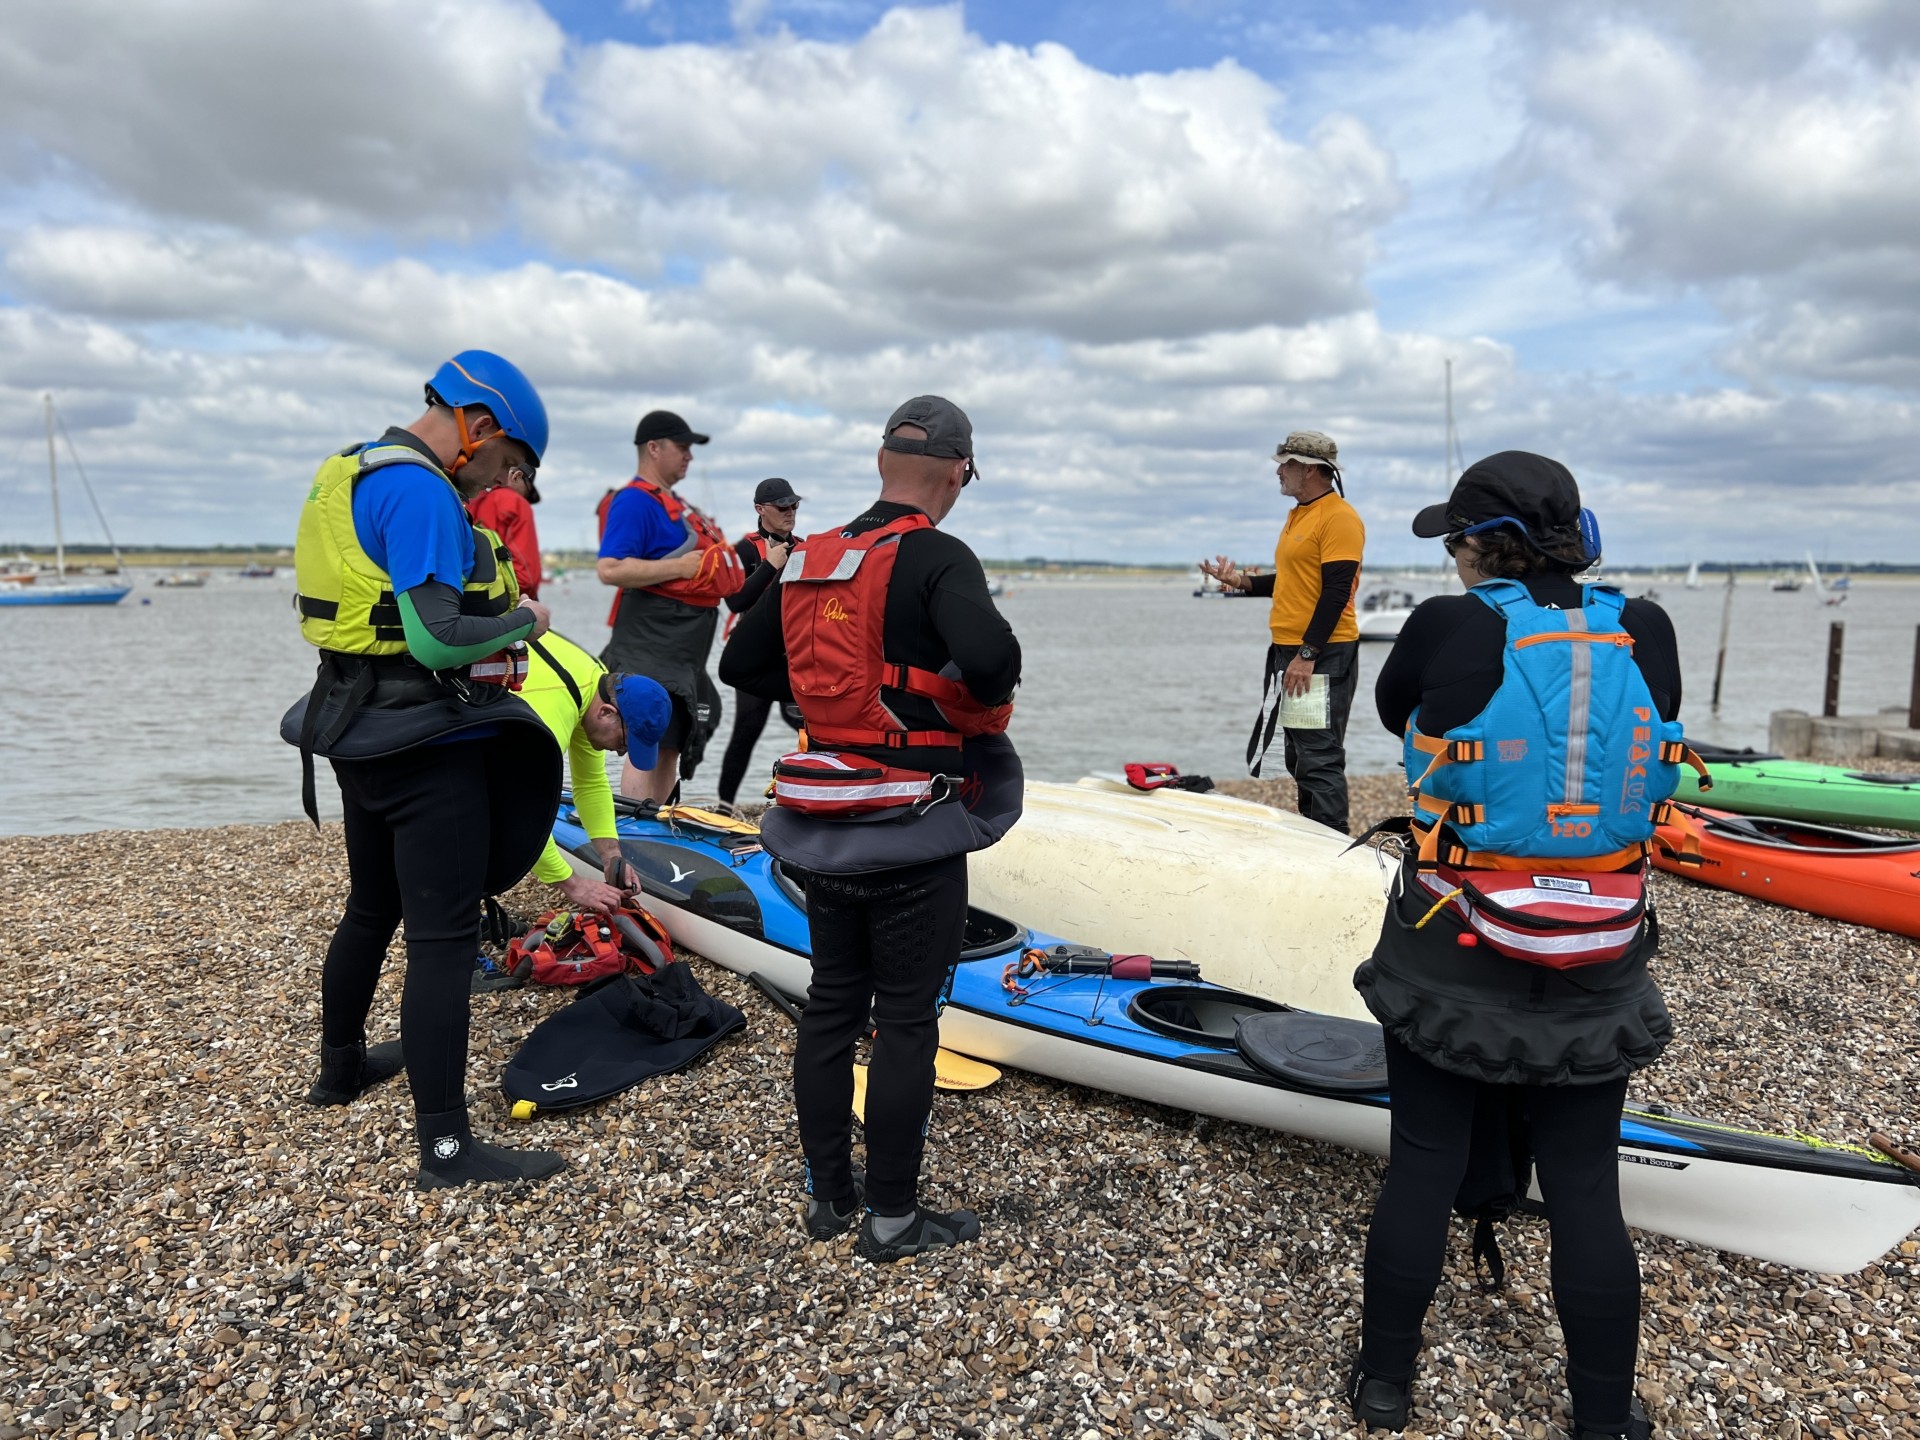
left=2, top=570, right=1915, bottom=836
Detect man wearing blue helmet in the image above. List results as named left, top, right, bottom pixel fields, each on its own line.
left=281, top=349, right=571, bottom=1191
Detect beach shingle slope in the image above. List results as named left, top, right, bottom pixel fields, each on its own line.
left=1, top=786, right=1916, bottom=1439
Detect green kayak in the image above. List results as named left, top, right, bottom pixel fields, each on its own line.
left=1678, top=745, right=1920, bottom=832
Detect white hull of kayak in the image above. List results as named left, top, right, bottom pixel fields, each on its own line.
left=652, top=900, right=1920, bottom=1276
left=966, top=778, right=1386, bottom=1021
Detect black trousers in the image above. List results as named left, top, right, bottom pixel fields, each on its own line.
left=793, top=854, right=969, bottom=1214
left=323, top=742, right=519, bottom=1116
left=1361, top=1034, right=1641, bottom=1431
left=717, top=688, right=801, bottom=806
left=1279, top=640, right=1358, bottom=833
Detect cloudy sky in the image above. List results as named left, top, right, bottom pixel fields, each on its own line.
left=2, top=0, right=1916, bottom=566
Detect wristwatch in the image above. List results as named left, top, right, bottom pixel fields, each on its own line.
left=1296, top=644, right=1321, bottom=663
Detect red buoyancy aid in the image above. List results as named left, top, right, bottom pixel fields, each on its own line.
left=779, top=512, right=1013, bottom=754
left=506, top=904, right=675, bottom=986
left=721, top=532, right=773, bottom=643
left=597, top=476, right=745, bottom=624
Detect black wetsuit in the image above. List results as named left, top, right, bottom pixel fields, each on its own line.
left=1358, top=574, right=1681, bottom=1436
left=721, top=501, right=1020, bottom=1214
left=1247, top=544, right=1364, bottom=832
left=716, top=528, right=800, bottom=805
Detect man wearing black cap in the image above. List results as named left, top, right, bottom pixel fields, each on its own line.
left=715, top=477, right=806, bottom=809
left=595, top=409, right=743, bottom=803
left=721, top=395, right=1022, bottom=1262
left=468, top=463, right=543, bottom=599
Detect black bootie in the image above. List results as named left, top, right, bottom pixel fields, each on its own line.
left=1575, top=1398, right=1652, bottom=1440
left=415, top=1109, right=566, bottom=1191
left=1347, top=1358, right=1412, bottom=1432
left=305, top=1040, right=405, bottom=1105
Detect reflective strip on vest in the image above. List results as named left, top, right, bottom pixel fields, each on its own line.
left=1562, top=606, right=1590, bottom=806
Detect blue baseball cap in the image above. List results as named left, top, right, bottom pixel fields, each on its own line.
left=614, top=675, right=671, bottom=770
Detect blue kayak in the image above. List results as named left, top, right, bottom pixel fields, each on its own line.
left=549, top=799, right=1920, bottom=1275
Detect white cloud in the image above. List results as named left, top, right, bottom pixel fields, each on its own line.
left=0, top=1, right=1916, bottom=571
left=564, top=5, right=1403, bottom=343
left=0, top=0, right=565, bottom=235
left=1495, top=4, right=1920, bottom=389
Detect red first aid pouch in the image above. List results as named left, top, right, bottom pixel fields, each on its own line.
left=770, top=750, right=948, bottom=818
left=1418, top=866, right=1646, bottom=969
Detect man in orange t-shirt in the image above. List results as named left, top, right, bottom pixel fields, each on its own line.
left=469, top=464, right=543, bottom=600
left=1200, top=429, right=1365, bottom=832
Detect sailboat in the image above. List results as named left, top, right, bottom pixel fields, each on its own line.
left=1806, top=550, right=1847, bottom=608
left=0, top=396, right=132, bottom=608
left=1684, top=560, right=1702, bottom=590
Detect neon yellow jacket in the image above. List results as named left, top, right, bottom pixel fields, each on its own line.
left=519, top=633, right=617, bottom=884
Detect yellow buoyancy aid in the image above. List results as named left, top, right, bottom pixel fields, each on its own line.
left=294, top=443, right=518, bottom=654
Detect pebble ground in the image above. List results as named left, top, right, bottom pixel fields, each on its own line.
left=2, top=775, right=1916, bottom=1439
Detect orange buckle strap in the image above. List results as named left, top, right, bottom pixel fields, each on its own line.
left=1405, top=732, right=1484, bottom=788
left=806, top=725, right=963, bottom=751
left=1654, top=809, right=1706, bottom=868
left=1662, top=741, right=1714, bottom=792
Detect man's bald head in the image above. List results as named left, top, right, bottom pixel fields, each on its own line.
left=878, top=425, right=954, bottom=487
left=876, top=422, right=970, bottom=524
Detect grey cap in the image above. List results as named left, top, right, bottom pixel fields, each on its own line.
left=1274, top=429, right=1340, bottom=474
left=883, top=395, right=973, bottom=460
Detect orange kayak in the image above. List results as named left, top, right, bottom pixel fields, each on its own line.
left=1654, top=805, right=1920, bottom=939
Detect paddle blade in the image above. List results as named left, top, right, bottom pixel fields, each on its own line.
left=933, top=1049, right=1002, bottom=1091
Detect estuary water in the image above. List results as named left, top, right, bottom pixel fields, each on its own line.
left=1, top=569, right=1915, bottom=836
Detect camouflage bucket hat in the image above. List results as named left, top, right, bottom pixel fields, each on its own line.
left=1273, top=429, right=1340, bottom=475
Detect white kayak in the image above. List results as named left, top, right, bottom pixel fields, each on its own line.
left=966, top=777, right=1387, bottom=1021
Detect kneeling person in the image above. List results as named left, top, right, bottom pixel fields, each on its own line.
left=517, top=633, right=672, bottom=913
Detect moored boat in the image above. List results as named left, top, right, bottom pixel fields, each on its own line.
left=0, top=396, right=130, bottom=610
left=546, top=799, right=1920, bottom=1274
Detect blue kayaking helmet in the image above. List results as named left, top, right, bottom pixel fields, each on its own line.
left=426, top=350, right=550, bottom=464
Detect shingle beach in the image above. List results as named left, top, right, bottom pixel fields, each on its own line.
left=2, top=776, right=1916, bottom=1439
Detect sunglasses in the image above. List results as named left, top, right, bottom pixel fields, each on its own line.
left=961, top=457, right=977, bottom=487
left=767, top=501, right=800, bottom=513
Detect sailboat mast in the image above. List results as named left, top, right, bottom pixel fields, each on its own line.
left=45, top=393, right=65, bottom=579
left=1444, top=358, right=1456, bottom=489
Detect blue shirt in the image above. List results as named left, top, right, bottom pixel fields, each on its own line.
left=350, top=445, right=475, bottom=593
left=599, top=483, right=685, bottom=562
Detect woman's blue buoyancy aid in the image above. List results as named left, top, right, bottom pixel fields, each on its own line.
left=1403, top=579, right=1692, bottom=864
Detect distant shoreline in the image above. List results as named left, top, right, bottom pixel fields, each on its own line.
left=7, top=547, right=1920, bottom=585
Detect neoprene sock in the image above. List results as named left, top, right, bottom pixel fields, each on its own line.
left=415, top=1109, right=566, bottom=1190
left=306, top=1040, right=405, bottom=1105
left=870, top=1210, right=916, bottom=1244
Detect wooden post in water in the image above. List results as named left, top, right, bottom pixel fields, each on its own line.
left=1823, top=621, right=1845, bottom=718
left=1710, top=567, right=1736, bottom=715
left=1909, top=626, right=1920, bottom=730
